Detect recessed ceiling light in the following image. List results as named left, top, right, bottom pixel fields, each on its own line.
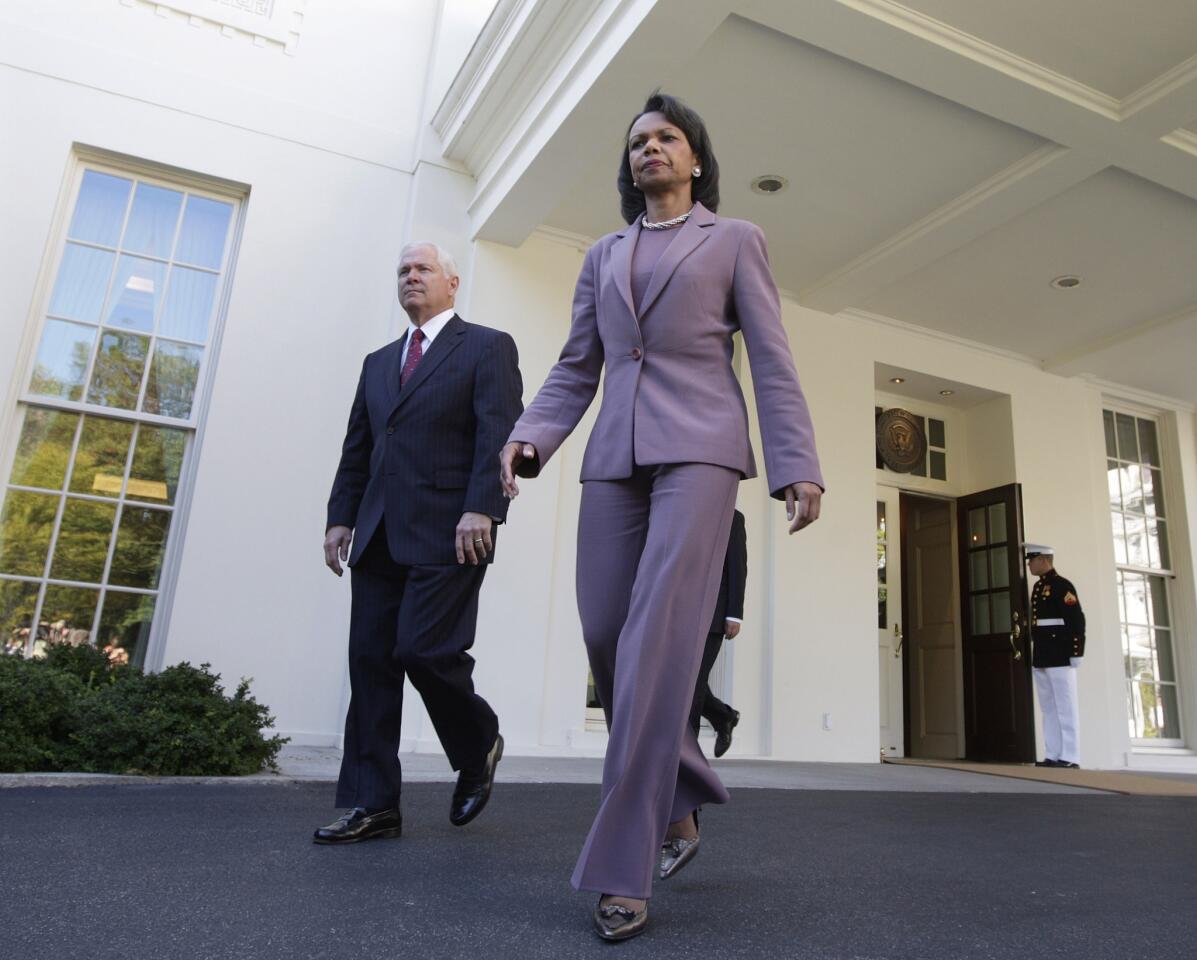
left=1051, top=275, right=1081, bottom=289
left=939, top=389, right=955, bottom=396
left=750, top=175, right=789, bottom=195
left=890, top=377, right=905, bottom=384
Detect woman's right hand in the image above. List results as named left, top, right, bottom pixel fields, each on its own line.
left=500, top=442, right=538, bottom=498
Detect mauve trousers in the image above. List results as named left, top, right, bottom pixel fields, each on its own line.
left=572, top=462, right=738, bottom=899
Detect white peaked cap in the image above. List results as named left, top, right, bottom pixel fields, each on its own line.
left=1022, top=542, right=1054, bottom=557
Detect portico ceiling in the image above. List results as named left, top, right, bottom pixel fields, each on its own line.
left=434, top=0, right=1197, bottom=405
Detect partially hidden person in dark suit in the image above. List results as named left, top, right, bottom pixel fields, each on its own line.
left=500, top=93, right=823, bottom=942
left=689, top=509, right=746, bottom=758
left=1025, top=542, right=1085, bottom=769
left=314, top=241, right=523, bottom=844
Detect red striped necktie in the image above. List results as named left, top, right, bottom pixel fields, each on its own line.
left=400, top=329, right=425, bottom=387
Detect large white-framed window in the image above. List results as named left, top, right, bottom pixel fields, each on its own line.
left=0, top=153, right=242, bottom=668
left=1104, top=408, right=1184, bottom=745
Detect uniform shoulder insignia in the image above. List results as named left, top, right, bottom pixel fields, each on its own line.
left=1064, top=591, right=1078, bottom=606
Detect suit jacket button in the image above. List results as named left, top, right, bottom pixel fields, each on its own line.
left=386, top=427, right=394, bottom=435
left=631, top=347, right=643, bottom=360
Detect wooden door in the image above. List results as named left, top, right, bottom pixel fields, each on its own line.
left=957, top=483, right=1034, bottom=761
left=902, top=495, right=960, bottom=759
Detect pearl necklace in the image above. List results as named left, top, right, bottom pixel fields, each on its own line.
left=641, top=207, right=693, bottom=230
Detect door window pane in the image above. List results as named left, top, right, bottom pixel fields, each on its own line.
left=69, top=417, right=134, bottom=499
left=989, top=545, right=1009, bottom=589
left=987, top=503, right=1007, bottom=543
left=104, top=256, right=166, bottom=333
left=109, top=507, right=171, bottom=589
left=11, top=409, right=78, bottom=491
left=29, top=320, right=97, bottom=402
left=876, top=502, right=887, bottom=629
left=971, top=594, right=990, bottom=635
left=122, top=183, right=183, bottom=259
left=992, top=591, right=1012, bottom=634
left=48, top=244, right=114, bottom=322
left=50, top=499, right=117, bottom=583
left=68, top=172, right=132, bottom=248
left=160, top=267, right=217, bottom=342
left=143, top=341, right=202, bottom=419
left=0, top=491, right=58, bottom=577
left=969, top=551, right=988, bottom=591
left=175, top=196, right=233, bottom=269
left=87, top=331, right=149, bottom=410
left=968, top=508, right=987, bottom=547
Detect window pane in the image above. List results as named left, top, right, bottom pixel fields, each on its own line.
left=87, top=331, right=149, bottom=410
left=1149, top=469, right=1165, bottom=519
left=992, top=591, right=1012, bottom=634
left=159, top=267, right=217, bottom=343
left=0, top=579, right=40, bottom=656
left=928, top=419, right=945, bottom=448
left=1159, top=685, right=1182, bottom=739
left=50, top=498, right=117, bottom=583
left=122, top=183, right=183, bottom=259
left=971, top=594, right=990, bottom=635
left=38, top=585, right=99, bottom=651
left=988, top=503, right=1007, bottom=544
left=1137, top=419, right=1160, bottom=467
left=1157, top=630, right=1175, bottom=683
left=929, top=450, right=946, bottom=481
left=104, top=256, right=166, bottom=333
left=876, top=502, right=887, bottom=630
left=175, top=196, right=233, bottom=269
left=97, top=590, right=155, bottom=668
left=109, top=507, right=171, bottom=589
left=68, top=417, right=134, bottom=499
left=1148, top=576, right=1169, bottom=627
left=1124, top=574, right=1149, bottom=626
left=1122, top=465, right=1144, bottom=514
left=1115, top=413, right=1138, bottom=461
left=1157, top=519, right=1171, bottom=570
left=142, top=341, right=202, bottom=419
left=969, top=551, right=988, bottom=591
left=1124, top=514, right=1149, bottom=567
left=48, top=244, right=114, bottom=323
left=968, top=508, right=987, bottom=547
left=11, top=409, right=79, bottom=491
left=1111, top=512, right=1128, bottom=565
left=989, top=545, right=1009, bottom=589
left=30, top=320, right=97, bottom=402
left=1103, top=410, right=1116, bottom=458
left=1107, top=461, right=1121, bottom=509
left=129, top=426, right=186, bottom=504
left=0, top=491, right=58, bottom=577
left=68, top=172, right=132, bottom=248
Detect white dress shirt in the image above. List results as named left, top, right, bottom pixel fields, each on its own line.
left=400, top=308, right=455, bottom=369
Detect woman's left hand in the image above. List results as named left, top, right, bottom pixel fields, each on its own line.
left=784, top=482, right=822, bottom=534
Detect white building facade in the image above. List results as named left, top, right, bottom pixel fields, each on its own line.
left=3, top=0, right=1197, bottom=773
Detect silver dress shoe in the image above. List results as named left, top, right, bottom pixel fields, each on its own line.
left=659, top=810, right=700, bottom=880
left=593, top=899, right=648, bottom=941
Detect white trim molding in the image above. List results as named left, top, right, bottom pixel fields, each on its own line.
left=119, top=0, right=306, bottom=54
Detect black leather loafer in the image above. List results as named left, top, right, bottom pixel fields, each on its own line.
left=593, top=899, right=648, bottom=941
left=713, top=709, right=740, bottom=759
left=312, top=806, right=402, bottom=844
left=450, top=733, right=503, bottom=826
left=1034, top=760, right=1060, bottom=767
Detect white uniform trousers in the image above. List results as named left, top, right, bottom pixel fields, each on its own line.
left=1034, top=666, right=1079, bottom=764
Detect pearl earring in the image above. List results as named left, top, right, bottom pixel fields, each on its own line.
left=693, top=167, right=701, bottom=177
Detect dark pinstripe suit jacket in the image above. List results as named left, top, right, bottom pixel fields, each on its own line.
left=327, top=315, right=523, bottom=566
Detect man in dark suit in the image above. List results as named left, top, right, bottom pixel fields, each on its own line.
left=689, top=509, right=746, bottom=757
left=314, top=241, right=523, bottom=844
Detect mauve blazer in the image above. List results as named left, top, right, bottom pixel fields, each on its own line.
left=509, top=202, right=822, bottom=497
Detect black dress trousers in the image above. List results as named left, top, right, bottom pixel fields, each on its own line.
left=335, top=525, right=498, bottom=810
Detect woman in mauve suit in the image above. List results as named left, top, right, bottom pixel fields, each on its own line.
left=499, top=93, right=823, bottom=942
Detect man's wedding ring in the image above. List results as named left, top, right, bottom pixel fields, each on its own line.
left=473, top=538, right=484, bottom=543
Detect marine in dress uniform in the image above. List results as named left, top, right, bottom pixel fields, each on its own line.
left=1026, top=543, right=1085, bottom=769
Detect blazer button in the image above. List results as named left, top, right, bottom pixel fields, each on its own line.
left=386, top=427, right=395, bottom=435
left=630, top=347, right=643, bottom=360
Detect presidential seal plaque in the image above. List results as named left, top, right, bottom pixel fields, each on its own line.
left=876, top=408, right=925, bottom=473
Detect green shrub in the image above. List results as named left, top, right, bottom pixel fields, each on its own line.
left=0, top=657, right=86, bottom=772
left=0, top=653, right=287, bottom=776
